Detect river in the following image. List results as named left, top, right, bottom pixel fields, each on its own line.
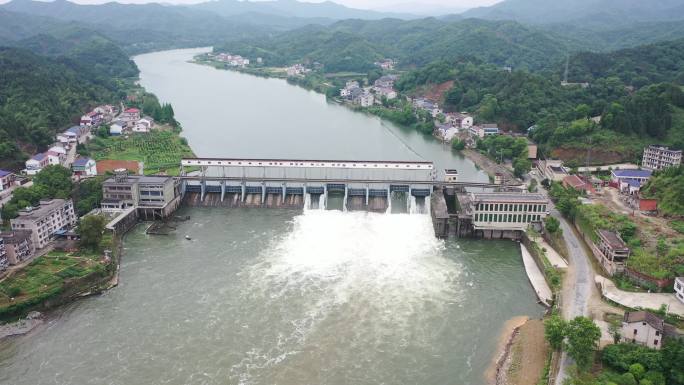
left=0, top=48, right=543, bottom=385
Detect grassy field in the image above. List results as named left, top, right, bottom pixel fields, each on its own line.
left=0, top=235, right=114, bottom=316
left=87, top=131, right=194, bottom=176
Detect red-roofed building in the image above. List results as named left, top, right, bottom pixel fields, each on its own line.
left=122, top=107, right=141, bottom=122
left=562, top=175, right=595, bottom=195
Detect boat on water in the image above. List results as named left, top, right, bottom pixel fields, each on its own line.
left=185, top=235, right=192, bottom=240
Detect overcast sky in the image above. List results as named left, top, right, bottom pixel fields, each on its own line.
left=0, top=0, right=503, bottom=12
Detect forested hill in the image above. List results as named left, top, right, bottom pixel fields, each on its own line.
left=0, top=47, right=127, bottom=168
left=15, top=28, right=139, bottom=79
left=215, top=18, right=575, bottom=72
left=565, top=39, right=684, bottom=87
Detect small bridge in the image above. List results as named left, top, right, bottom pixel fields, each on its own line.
left=178, top=157, right=521, bottom=211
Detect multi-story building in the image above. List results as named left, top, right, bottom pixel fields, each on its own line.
left=595, top=229, right=630, bottom=275
left=101, top=170, right=180, bottom=219
left=642, top=145, right=682, bottom=170
left=0, top=230, right=34, bottom=265
left=10, top=199, right=76, bottom=250
left=675, top=277, right=684, bottom=304
left=467, top=192, right=549, bottom=233
left=0, top=169, right=15, bottom=192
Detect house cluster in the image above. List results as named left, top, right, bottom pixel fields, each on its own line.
left=374, top=59, right=396, bottom=70
left=21, top=104, right=117, bottom=177
left=0, top=198, right=76, bottom=273
left=286, top=64, right=311, bottom=77
left=215, top=53, right=250, bottom=67
left=372, top=75, right=398, bottom=100
left=412, top=98, right=442, bottom=118
left=109, top=107, right=155, bottom=135
left=340, top=81, right=375, bottom=107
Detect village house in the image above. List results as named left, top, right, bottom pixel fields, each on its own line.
left=469, top=124, right=500, bottom=138
left=45, top=150, right=65, bottom=166
left=216, top=53, right=250, bottom=67
left=359, top=92, right=375, bottom=107
left=374, top=59, right=396, bottom=70
left=621, top=311, right=677, bottom=350
left=94, top=104, right=116, bottom=117
left=437, top=124, right=459, bottom=142
left=675, top=277, right=684, bottom=304
left=0, top=230, right=34, bottom=266
left=286, top=64, right=310, bottom=77
left=642, top=145, right=682, bottom=170
left=0, top=170, right=15, bottom=192
left=110, top=120, right=126, bottom=136
left=562, top=175, right=596, bottom=195
left=595, top=229, right=630, bottom=275
left=133, top=116, right=155, bottom=133
left=72, top=157, right=97, bottom=177
left=373, top=87, right=397, bottom=100
left=373, top=75, right=398, bottom=89
left=340, top=80, right=360, bottom=98
left=80, top=111, right=103, bottom=127
left=10, top=199, right=77, bottom=250
left=445, top=112, right=473, bottom=129
left=413, top=98, right=442, bottom=117
left=48, top=145, right=67, bottom=157
left=611, top=169, right=652, bottom=194
left=122, top=107, right=141, bottom=124
left=24, top=153, right=50, bottom=175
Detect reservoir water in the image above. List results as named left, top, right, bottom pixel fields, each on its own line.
left=0, top=48, right=543, bottom=385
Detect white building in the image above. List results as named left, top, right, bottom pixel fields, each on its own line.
left=72, top=157, right=97, bottom=177
left=360, top=92, right=375, bottom=107
left=10, top=199, right=77, bottom=250
left=374, top=87, right=397, bottom=100
left=621, top=311, right=668, bottom=350
left=676, top=277, right=684, bottom=304
left=642, top=145, right=682, bottom=170
left=24, top=153, right=49, bottom=175
left=110, top=120, right=126, bottom=136
left=446, top=112, right=474, bottom=129
left=468, top=192, right=549, bottom=232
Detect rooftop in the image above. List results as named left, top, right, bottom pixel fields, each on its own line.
left=0, top=230, right=32, bottom=244
left=73, top=157, right=93, bottom=167
left=623, top=311, right=664, bottom=331
left=612, top=169, right=652, bottom=178
left=104, top=175, right=173, bottom=185
left=598, top=229, right=628, bottom=250
left=30, top=153, right=46, bottom=161
left=124, top=108, right=140, bottom=113
left=471, top=192, right=547, bottom=203
left=647, top=144, right=682, bottom=153
left=13, top=199, right=71, bottom=221
left=0, top=169, right=12, bottom=177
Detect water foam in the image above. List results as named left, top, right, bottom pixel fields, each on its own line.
left=231, top=209, right=463, bottom=384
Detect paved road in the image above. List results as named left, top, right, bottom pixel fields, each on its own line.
left=528, top=175, right=593, bottom=385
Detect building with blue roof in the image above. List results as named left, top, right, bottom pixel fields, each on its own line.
left=611, top=169, right=652, bottom=194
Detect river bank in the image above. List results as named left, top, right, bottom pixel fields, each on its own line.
left=487, top=316, right=549, bottom=385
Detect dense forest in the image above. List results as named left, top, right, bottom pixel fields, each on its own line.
left=214, top=18, right=575, bottom=72
left=0, top=42, right=134, bottom=168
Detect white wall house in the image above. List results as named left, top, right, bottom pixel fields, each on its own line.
left=110, top=121, right=125, bottom=136
left=676, top=277, right=684, bottom=304
left=621, top=311, right=666, bottom=350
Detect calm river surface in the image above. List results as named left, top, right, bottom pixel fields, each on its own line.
left=0, top=48, right=543, bottom=385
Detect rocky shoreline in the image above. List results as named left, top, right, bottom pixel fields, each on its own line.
left=0, top=311, right=44, bottom=340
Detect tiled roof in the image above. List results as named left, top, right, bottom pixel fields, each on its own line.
left=0, top=169, right=12, bottom=177
left=612, top=169, right=652, bottom=178
left=73, top=157, right=92, bottom=167
left=31, top=153, right=46, bottom=161
left=624, top=311, right=664, bottom=331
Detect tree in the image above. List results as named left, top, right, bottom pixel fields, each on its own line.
left=32, top=165, right=73, bottom=199
left=629, top=363, right=645, bottom=381
left=544, top=314, right=567, bottom=351
left=565, top=316, right=601, bottom=370
left=77, top=215, right=106, bottom=250
left=545, top=216, right=561, bottom=234
left=451, top=138, right=465, bottom=151
left=608, top=321, right=622, bottom=344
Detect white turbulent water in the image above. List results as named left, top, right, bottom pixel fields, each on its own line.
left=231, top=210, right=459, bottom=384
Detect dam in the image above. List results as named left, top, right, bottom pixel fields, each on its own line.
left=179, top=157, right=438, bottom=212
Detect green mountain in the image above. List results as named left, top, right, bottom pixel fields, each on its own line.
left=0, top=0, right=271, bottom=53
left=192, top=0, right=415, bottom=20
left=565, top=39, right=684, bottom=86
left=0, top=46, right=128, bottom=167
left=215, top=18, right=576, bottom=72
left=462, top=0, right=684, bottom=25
